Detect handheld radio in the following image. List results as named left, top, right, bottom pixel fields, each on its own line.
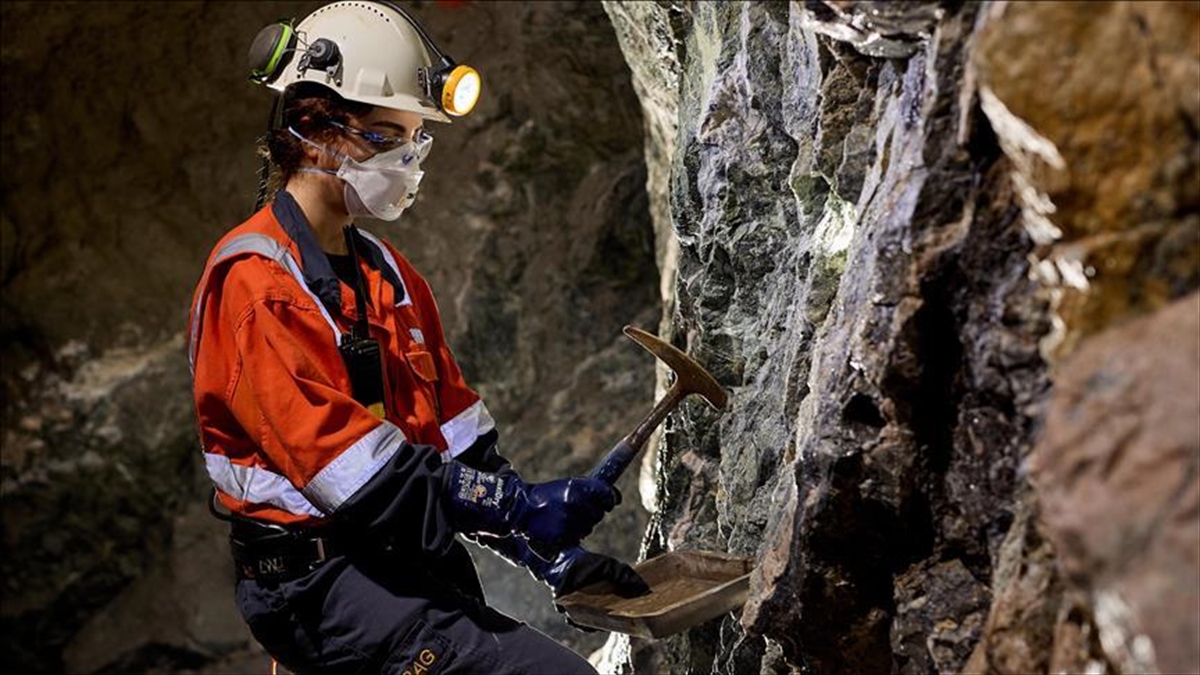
left=339, top=225, right=387, bottom=418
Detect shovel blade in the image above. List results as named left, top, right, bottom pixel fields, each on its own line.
left=556, top=549, right=753, bottom=638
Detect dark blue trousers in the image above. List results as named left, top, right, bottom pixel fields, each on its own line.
left=235, top=542, right=596, bottom=674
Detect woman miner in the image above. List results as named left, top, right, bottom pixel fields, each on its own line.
left=186, top=2, right=647, bottom=673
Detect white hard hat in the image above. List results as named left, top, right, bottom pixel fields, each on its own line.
left=249, top=1, right=482, bottom=123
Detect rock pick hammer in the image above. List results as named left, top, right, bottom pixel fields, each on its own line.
left=590, top=326, right=729, bottom=485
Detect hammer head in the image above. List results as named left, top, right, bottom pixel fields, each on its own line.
left=623, top=326, right=729, bottom=411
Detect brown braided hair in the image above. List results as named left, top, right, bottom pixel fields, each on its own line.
left=257, top=82, right=375, bottom=196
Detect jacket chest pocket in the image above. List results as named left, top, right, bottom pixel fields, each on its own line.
left=387, top=305, right=443, bottom=426
left=404, top=350, right=438, bottom=384
left=403, top=348, right=441, bottom=420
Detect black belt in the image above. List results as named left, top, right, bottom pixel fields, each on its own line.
left=229, top=517, right=350, bottom=584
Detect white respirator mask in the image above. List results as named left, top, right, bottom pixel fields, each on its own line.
left=290, top=125, right=430, bottom=221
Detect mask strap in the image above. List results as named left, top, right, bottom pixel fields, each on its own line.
left=298, top=167, right=338, bottom=177
left=288, top=126, right=352, bottom=164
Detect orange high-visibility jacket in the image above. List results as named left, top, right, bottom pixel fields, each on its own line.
left=188, top=193, right=495, bottom=529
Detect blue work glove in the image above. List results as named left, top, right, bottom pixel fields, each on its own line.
left=478, top=534, right=650, bottom=599
left=445, top=464, right=619, bottom=557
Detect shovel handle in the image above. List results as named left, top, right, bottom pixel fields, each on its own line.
left=589, top=438, right=638, bottom=486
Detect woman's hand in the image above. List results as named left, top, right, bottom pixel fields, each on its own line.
left=445, top=464, right=620, bottom=556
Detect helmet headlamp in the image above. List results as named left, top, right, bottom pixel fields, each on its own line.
left=440, top=65, right=482, bottom=116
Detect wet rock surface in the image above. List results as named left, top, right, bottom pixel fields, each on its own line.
left=891, top=559, right=989, bottom=675
left=604, top=0, right=1198, bottom=673
left=2, top=1, right=655, bottom=672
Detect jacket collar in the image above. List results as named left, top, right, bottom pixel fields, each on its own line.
left=271, top=190, right=406, bottom=313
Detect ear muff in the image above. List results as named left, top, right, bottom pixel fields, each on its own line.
left=248, top=21, right=297, bottom=84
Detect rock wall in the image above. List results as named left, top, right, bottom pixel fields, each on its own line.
left=604, top=1, right=1198, bottom=673
left=1, top=1, right=656, bottom=672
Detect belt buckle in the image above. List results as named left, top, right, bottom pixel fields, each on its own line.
left=308, top=537, right=328, bottom=571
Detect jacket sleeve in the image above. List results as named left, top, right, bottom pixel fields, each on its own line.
left=454, top=428, right=508, bottom=472
left=230, top=291, right=458, bottom=554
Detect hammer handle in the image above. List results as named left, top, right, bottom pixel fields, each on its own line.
left=590, top=438, right=638, bottom=486
left=590, top=386, right=686, bottom=486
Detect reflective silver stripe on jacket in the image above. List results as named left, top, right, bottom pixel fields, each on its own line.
left=356, top=228, right=413, bottom=307
left=204, top=453, right=325, bottom=517
left=302, top=421, right=407, bottom=513
left=188, top=233, right=342, bottom=376
left=204, top=421, right=408, bottom=518
left=440, top=400, right=496, bottom=459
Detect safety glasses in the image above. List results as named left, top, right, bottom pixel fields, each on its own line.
left=329, top=120, right=433, bottom=162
